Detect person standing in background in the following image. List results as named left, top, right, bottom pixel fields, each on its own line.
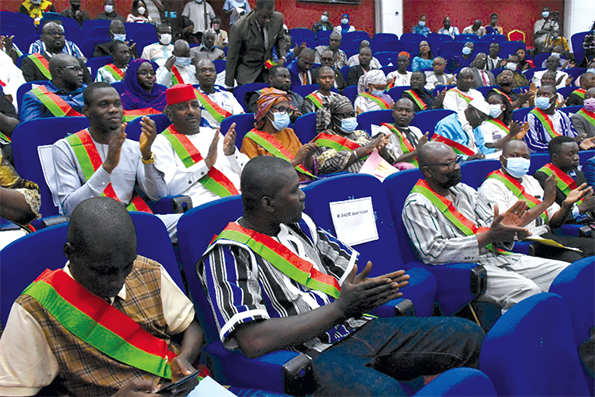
left=183, top=0, right=216, bottom=43
left=223, top=0, right=251, bottom=26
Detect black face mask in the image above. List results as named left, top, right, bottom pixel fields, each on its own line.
left=437, top=169, right=462, bottom=189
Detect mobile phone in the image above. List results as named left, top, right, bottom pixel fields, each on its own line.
left=156, top=371, right=201, bottom=395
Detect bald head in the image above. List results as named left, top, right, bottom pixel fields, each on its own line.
left=49, top=54, right=83, bottom=91
left=417, top=142, right=454, bottom=168
left=502, top=139, right=529, bottom=157
left=586, top=87, right=595, bottom=99
left=109, top=20, right=125, bottom=34
left=41, top=22, right=65, bottom=52
left=49, top=53, right=77, bottom=75
left=173, top=39, right=190, bottom=57
left=241, top=156, right=295, bottom=214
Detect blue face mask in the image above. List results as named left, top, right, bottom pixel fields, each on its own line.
left=370, top=88, right=384, bottom=97
left=504, top=157, right=531, bottom=178
left=113, top=33, right=127, bottom=41
left=419, top=21, right=426, bottom=27
left=542, top=11, right=550, bottom=18
left=587, top=68, right=595, bottom=74
left=462, top=47, right=472, bottom=55
left=535, top=96, right=553, bottom=110
left=175, top=57, right=192, bottom=67
left=269, top=112, right=290, bottom=131
left=341, top=117, right=358, bottom=132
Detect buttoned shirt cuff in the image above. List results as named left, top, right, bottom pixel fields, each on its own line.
left=572, top=204, right=581, bottom=219
left=87, top=165, right=112, bottom=195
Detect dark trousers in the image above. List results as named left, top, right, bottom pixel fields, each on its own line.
left=533, top=231, right=595, bottom=263
left=312, top=317, right=485, bottom=396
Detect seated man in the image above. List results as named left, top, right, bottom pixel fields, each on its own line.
left=302, top=66, right=342, bottom=114
left=566, top=72, right=595, bottom=107
left=61, top=0, right=89, bottom=27
left=246, top=66, right=304, bottom=122
left=157, top=40, right=198, bottom=88
left=21, top=54, right=86, bottom=122
left=437, top=16, right=459, bottom=39
left=401, top=71, right=443, bottom=112
left=354, top=70, right=393, bottom=114
left=470, top=53, right=496, bottom=89
left=211, top=17, right=228, bottom=48
left=434, top=98, right=493, bottom=160
left=28, top=17, right=84, bottom=59
left=462, top=20, right=485, bottom=37
left=314, top=31, right=347, bottom=70
left=532, top=56, right=570, bottom=89
left=486, top=13, right=503, bottom=35
left=443, top=68, right=485, bottom=112
left=0, top=196, right=201, bottom=396
left=377, top=98, right=428, bottom=169
left=489, top=69, right=532, bottom=110
left=571, top=88, right=595, bottom=138
left=387, top=52, right=413, bottom=88
left=199, top=155, right=485, bottom=396
left=140, top=23, right=174, bottom=64
left=50, top=82, right=179, bottom=237
left=194, top=60, right=243, bottom=128
left=347, top=46, right=376, bottom=88
left=95, top=40, right=130, bottom=84
left=447, top=42, right=475, bottom=73
left=501, top=55, right=529, bottom=88
left=346, top=40, right=382, bottom=69
left=478, top=140, right=594, bottom=262
left=533, top=136, right=595, bottom=223
left=425, top=57, right=453, bottom=91
left=288, top=47, right=316, bottom=87
left=97, top=0, right=125, bottom=22
left=311, top=49, right=347, bottom=93
left=190, top=29, right=225, bottom=63
left=412, top=14, right=431, bottom=36
left=312, top=10, right=333, bottom=37
left=534, top=7, right=559, bottom=54
left=21, top=21, right=91, bottom=83
left=524, top=85, right=594, bottom=153
left=92, top=20, right=138, bottom=59
left=486, top=43, right=502, bottom=71
left=403, top=142, right=571, bottom=313
left=152, top=84, right=247, bottom=208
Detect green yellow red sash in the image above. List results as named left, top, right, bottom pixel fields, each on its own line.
left=431, top=133, right=475, bottom=156
left=412, top=179, right=508, bottom=254
left=305, top=92, right=323, bottom=109
left=486, top=170, right=548, bottom=223
left=314, top=132, right=361, bottom=152
left=103, top=63, right=125, bottom=81
left=212, top=222, right=341, bottom=299
left=403, top=90, right=427, bottom=110
left=530, top=108, right=560, bottom=139
left=450, top=88, right=474, bottom=103
left=161, top=125, right=239, bottom=197
left=194, top=89, right=232, bottom=124
left=492, top=88, right=513, bottom=106
left=537, top=163, right=584, bottom=205
left=264, top=59, right=278, bottom=70
left=22, top=268, right=176, bottom=379
left=28, top=53, right=51, bottom=79
left=381, top=123, right=418, bottom=166
left=31, top=85, right=83, bottom=117
left=245, top=129, right=316, bottom=178
left=358, top=92, right=391, bottom=110
left=577, top=109, right=595, bottom=128
left=572, top=89, right=586, bottom=99
left=123, top=108, right=162, bottom=122
left=66, top=130, right=153, bottom=213
left=486, top=118, right=510, bottom=135
left=171, top=65, right=185, bottom=85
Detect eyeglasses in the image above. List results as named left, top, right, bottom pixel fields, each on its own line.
left=425, top=156, right=463, bottom=170
left=137, top=70, right=156, bottom=76
left=270, top=105, right=293, bottom=114
left=59, top=65, right=83, bottom=72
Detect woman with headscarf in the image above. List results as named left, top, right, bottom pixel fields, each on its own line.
left=126, top=0, right=153, bottom=24
left=120, top=58, right=167, bottom=121
left=334, top=13, right=355, bottom=35
left=241, top=88, right=317, bottom=180
left=312, top=95, right=395, bottom=174
left=354, top=70, right=394, bottom=114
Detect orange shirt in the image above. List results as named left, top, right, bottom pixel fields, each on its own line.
left=240, top=128, right=303, bottom=159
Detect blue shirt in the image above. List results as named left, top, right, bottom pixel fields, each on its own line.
left=582, top=157, right=595, bottom=189
left=28, top=40, right=84, bottom=59
left=412, top=25, right=431, bottom=37
left=412, top=56, right=433, bottom=72
left=435, top=113, right=495, bottom=157
left=21, top=82, right=86, bottom=122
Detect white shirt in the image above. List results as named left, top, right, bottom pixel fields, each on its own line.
left=347, top=54, right=382, bottom=70
left=152, top=127, right=248, bottom=207
left=354, top=94, right=393, bottom=114
left=182, top=1, right=216, bottom=34
left=478, top=120, right=506, bottom=146
left=0, top=51, right=26, bottom=110
left=378, top=124, right=423, bottom=159
left=443, top=88, right=484, bottom=112
left=95, top=65, right=128, bottom=84
left=156, top=64, right=198, bottom=87
left=196, top=87, right=244, bottom=127
left=140, top=42, right=174, bottom=62
left=387, top=71, right=412, bottom=87
left=478, top=173, right=560, bottom=235
left=532, top=70, right=569, bottom=90
left=425, top=72, right=453, bottom=91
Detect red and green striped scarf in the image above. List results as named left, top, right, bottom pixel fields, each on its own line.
left=103, top=63, right=125, bottom=81
left=530, top=108, right=560, bottom=139
left=577, top=108, right=595, bottom=128
left=403, top=90, right=427, bottom=110
left=537, top=163, right=584, bottom=205
left=161, top=125, right=239, bottom=198
left=450, top=88, right=474, bottom=103
left=358, top=92, right=391, bottom=110
left=194, top=89, right=232, bottom=124
left=314, top=132, right=362, bottom=152
left=380, top=123, right=418, bottom=166
left=28, top=53, right=51, bottom=79
left=486, top=118, right=510, bottom=135
left=171, top=65, right=185, bottom=85
left=31, top=85, right=83, bottom=117
left=305, top=92, right=324, bottom=109
left=245, top=129, right=316, bottom=178
left=66, top=129, right=153, bottom=213
left=122, top=108, right=162, bottom=122
left=572, top=89, right=586, bottom=99
left=486, top=170, right=548, bottom=223
left=431, top=133, right=475, bottom=156
left=212, top=222, right=341, bottom=299
left=22, top=268, right=176, bottom=378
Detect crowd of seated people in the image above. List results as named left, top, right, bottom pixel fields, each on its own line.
left=0, top=1, right=594, bottom=395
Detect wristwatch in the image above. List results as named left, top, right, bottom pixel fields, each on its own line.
left=142, top=153, right=155, bottom=164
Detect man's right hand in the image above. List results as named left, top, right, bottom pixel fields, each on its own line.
left=567, top=183, right=593, bottom=208
left=164, top=56, right=175, bottom=72
left=578, top=191, right=595, bottom=214
left=335, top=262, right=409, bottom=320
left=543, top=174, right=557, bottom=206
left=483, top=202, right=531, bottom=245
left=103, top=126, right=126, bottom=174
left=205, top=129, right=220, bottom=169
left=112, top=379, right=155, bottom=396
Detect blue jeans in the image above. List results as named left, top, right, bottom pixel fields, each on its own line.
left=312, top=316, right=485, bottom=396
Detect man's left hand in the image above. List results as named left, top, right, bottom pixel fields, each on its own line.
left=579, top=136, right=595, bottom=150
left=139, top=116, right=157, bottom=160
left=170, top=356, right=196, bottom=382
left=223, top=122, right=237, bottom=156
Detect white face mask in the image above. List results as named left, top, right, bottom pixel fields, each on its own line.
left=104, top=5, right=114, bottom=13
left=196, top=0, right=204, bottom=3
left=159, top=33, right=172, bottom=45
left=542, top=11, right=550, bottom=18
left=341, top=18, right=349, bottom=25
left=321, top=15, right=328, bottom=23
left=506, top=62, right=517, bottom=70
left=137, top=6, right=146, bottom=15
left=489, top=104, right=503, bottom=118
left=113, top=33, right=127, bottom=42
left=419, top=21, right=426, bottom=27
left=175, top=57, right=192, bottom=67
left=31, top=0, right=41, bottom=4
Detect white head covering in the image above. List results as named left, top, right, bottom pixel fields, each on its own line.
left=470, top=98, right=490, bottom=116
left=358, top=69, right=387, bottom=94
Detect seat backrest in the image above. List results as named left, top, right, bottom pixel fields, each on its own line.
left=499, top=41, right=526, bottom=58
left=413, top=368, right=497, bottom=397
left=124, top=22, right=156, bottom=42
left=388, top=85, right=410, bottom=104
left=342, top=84, right=359, bottom=103
left=356, top=109, right=394, bottom=135
left=11, top=117, right=91, bottom=218
left=221, top=113, right=255, bottom=149
left=125, top=113, right=171, bottom=141
left=479, top=293, right=589, bottom=397
left=490, top=68, right=505, bottom=79
left=17, top=80, right=50, bottom=118
left=315, top=29, right=332, bottom=44
left=383, top=169, right=425, bottom=264
left=579, top=149, right=595, bottom=166
left=82, top=38, right=108, bottom=58
left=374, top=51, right=399, bottom=67
left=558, top=105, right=581, bottom=117
left=454, top=34, right=480, bottom=43
left=532, top=53, right=551, bottom=68
left=522, top=67, right=544, bottom=82
left=293, top=112, right=317, bottom=143
left=476, top=85, right=499, bottom=97
left=529, top=153, right=551, bottom=175
left=82, top=19, right=111, bottom=31
left=438, top=41, right=463, bottom=56
left=512, top=107, right=533, bottom=124
left=111, top=81, right=126, bottom=95
left=566, top=67, right=587, bottom=83
left=410, top=108, right=455, bottom=138
left=507, top=29, right=526, bottom=43
left=233, top=83, right=268, bottom=112
left=291, top=84, right=318, bottom=98
left=212, top=59, right=226, bottom=74
left=177, top=196, right=244, bottom=343
left=479, top=34, right=506, bottom=44
left=460, top=159, right=501, bottom=189
left=86, top=56, right=113, bottom=81
left=290, top=28, right=315, bottom=43
left=571, top=32, right=589, bottom=66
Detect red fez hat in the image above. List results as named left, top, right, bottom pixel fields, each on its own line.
left=166, top=84, right=195, bottom=106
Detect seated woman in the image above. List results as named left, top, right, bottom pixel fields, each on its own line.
left=312, top=95, right=395, bottom=174
left=412, top=41, right=433, bottom=72
left=516, top=48, right=534, bottom=71
left=479, top=92, right=527, bottom=153
left=240, top=87, right=316, bottom=180
left=354, top=70, right=394, bottom=114
left=120, top=58, right=167, bottom=121
left=126, top=0, right=153, bottom=24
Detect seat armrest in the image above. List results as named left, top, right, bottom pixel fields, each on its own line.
left=147, top=195, right=193, bottom=214
left=369, top=298, right=415, bottom=317
left=556, top=224, right=592, bottom=238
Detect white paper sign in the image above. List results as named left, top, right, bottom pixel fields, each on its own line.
left=187, top=376, right=237, bottom=396
left=329, top=197, right=378, bottom=246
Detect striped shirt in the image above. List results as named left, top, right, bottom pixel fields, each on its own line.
left=28, top=40, right=83, bottom=59
left=402, top=182, right=519, bottom=266
left=524, top=110, right=577, bottom=153
left=198, top=215, right=369, bottom=353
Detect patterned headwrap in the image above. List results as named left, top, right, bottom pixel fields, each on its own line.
left=358, top=69, right=387, bottom=94
left=316, top=95, right=352, bottom=132
left=254, top=87, right=290, bottom=124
